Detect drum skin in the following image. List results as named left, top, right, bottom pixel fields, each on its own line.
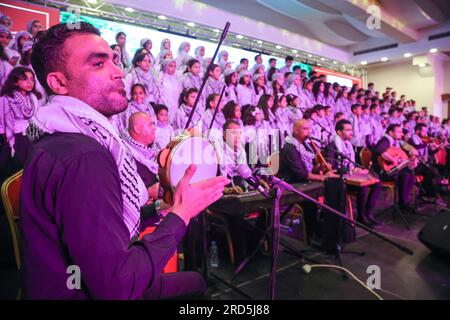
left=158, top=134, right=219, bottom=204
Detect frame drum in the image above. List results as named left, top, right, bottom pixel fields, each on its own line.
left=158, top=134, right=219, bottom=203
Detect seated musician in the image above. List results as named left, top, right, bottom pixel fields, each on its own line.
left=215, top=119, right=251, bottom=191
left=409, top=123, right=446, bottom=205
left=121, top=111, right=178, bottom=233
left=21, top=22, right=229, bottom=299
left=213, top=119, right=269, bottom=265
left=122, top=112, right=159, bottom=201
left=279, top=119, right=336, bottom=183
left=371, top=124, right=415, bottom=212
left=327, top=120, right=382, bottom=227
left=279, top=119, right=336, bottom=240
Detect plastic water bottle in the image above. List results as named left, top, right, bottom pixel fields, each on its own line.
left=210, top=241, right=219, bottom=268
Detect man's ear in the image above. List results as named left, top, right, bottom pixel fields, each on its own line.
left=46, top=71, right=69, bottom=95
left=133, top=123, right=142, bottom=135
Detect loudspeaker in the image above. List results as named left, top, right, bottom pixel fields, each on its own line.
left=418, top=209, right=450, bottom=260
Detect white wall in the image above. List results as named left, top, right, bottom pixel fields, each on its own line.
left=366, top=61, right=436, bottom=114
left=443, top=60, right=450, bottom=119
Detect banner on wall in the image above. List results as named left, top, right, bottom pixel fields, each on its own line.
left=0, top=0, right=60, bottom=32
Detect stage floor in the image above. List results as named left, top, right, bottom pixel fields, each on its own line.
left=206, top=198, right=450, bottom=300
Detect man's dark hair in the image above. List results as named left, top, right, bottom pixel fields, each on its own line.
left=292, top=65, right=301, bottom=72
left=335, top=119, right=351, bottom=133
left=388, top=107, right=398, bottom=115
left=254, top=54, right=261, bottom=61
left=285, top=55, right=294, bottom=62
left=334, top=111, right=344, bottom=121
left=223, top=118, right=240, bottom=131
left=414, top=123, right=427, bottom=133
left=31, top=22, right=101, bottom=95
left=387, top=124, right=400, bottom=134
left=240, top=58, right=248, bottom=64
left=269, top=58, right=276, bottom=63
left=351, top=104, right=361, bottom=112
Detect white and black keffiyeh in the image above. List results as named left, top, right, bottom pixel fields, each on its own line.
left=121, top=131, right=159, bottom=175
left=285, top=135, right=315, bottom=173
left=27, top=95, right=148, bottom=238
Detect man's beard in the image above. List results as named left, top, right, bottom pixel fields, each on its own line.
left=78, top=82, right=128, bottom=118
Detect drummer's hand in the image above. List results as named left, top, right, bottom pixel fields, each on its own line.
left=259, top=178, right=270, bottom=191
left=172, top=164, right=230, bottom=226
left=185, top=127, right=201, bottom=136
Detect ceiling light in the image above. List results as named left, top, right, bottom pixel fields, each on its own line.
left=187, top=22, right=196, bottom=27
left=308, top=54, right=312, bottom=58
left=333, top=61, right=338, bottom=64
left=380, top=57, right=388, bottom=62
left=158, top=15, right=167, bottom=20
left=292, top=49, right=298, bottom=54
left=256, top=40, right=262, bottom=44
left=361, top=61, right=368, bottom=65
left=276, top=45, right=282, bottom=49
left=236, top=34, right=243, bottom=39
left=87, top=0, right=98, bottom=4
left=125, top=7, right=134, bottom=12
left=213, top=29, right=220, bottom=33
left=320, top=57, right=325, bottom=61
left=403, top=53, right=412, bottom=58
left=430, top=48, right=438, bottom=53
left=418, top=63, right=427, bottom=68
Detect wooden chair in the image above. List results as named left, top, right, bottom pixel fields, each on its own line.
left=1, top=170, right=23, bottom=271
left=360, top=148, right=410, bottom=229
left=139, top=226, right=178, bottom=273
left=1, top=170, right=23, bottom=300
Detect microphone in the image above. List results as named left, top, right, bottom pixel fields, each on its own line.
left=236, top=164, right=270, bottom=198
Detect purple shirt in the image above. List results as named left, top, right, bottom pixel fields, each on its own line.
left=21, top=132, right=186, bottom=299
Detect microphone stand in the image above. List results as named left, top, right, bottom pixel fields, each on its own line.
left=186, top=22, right=255, bottom=301
left=269, top=176, right=414, bottom=255
left=206, top=85, right=226, bottom=140
left=325, top=141, right=380, bottom=179
left=185, top=22, right=230, bottom=130
left=263, top=176, right=414, bottom=299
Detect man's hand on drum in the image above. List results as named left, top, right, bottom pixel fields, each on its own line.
left=172, top=164, right=230, bottom=226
